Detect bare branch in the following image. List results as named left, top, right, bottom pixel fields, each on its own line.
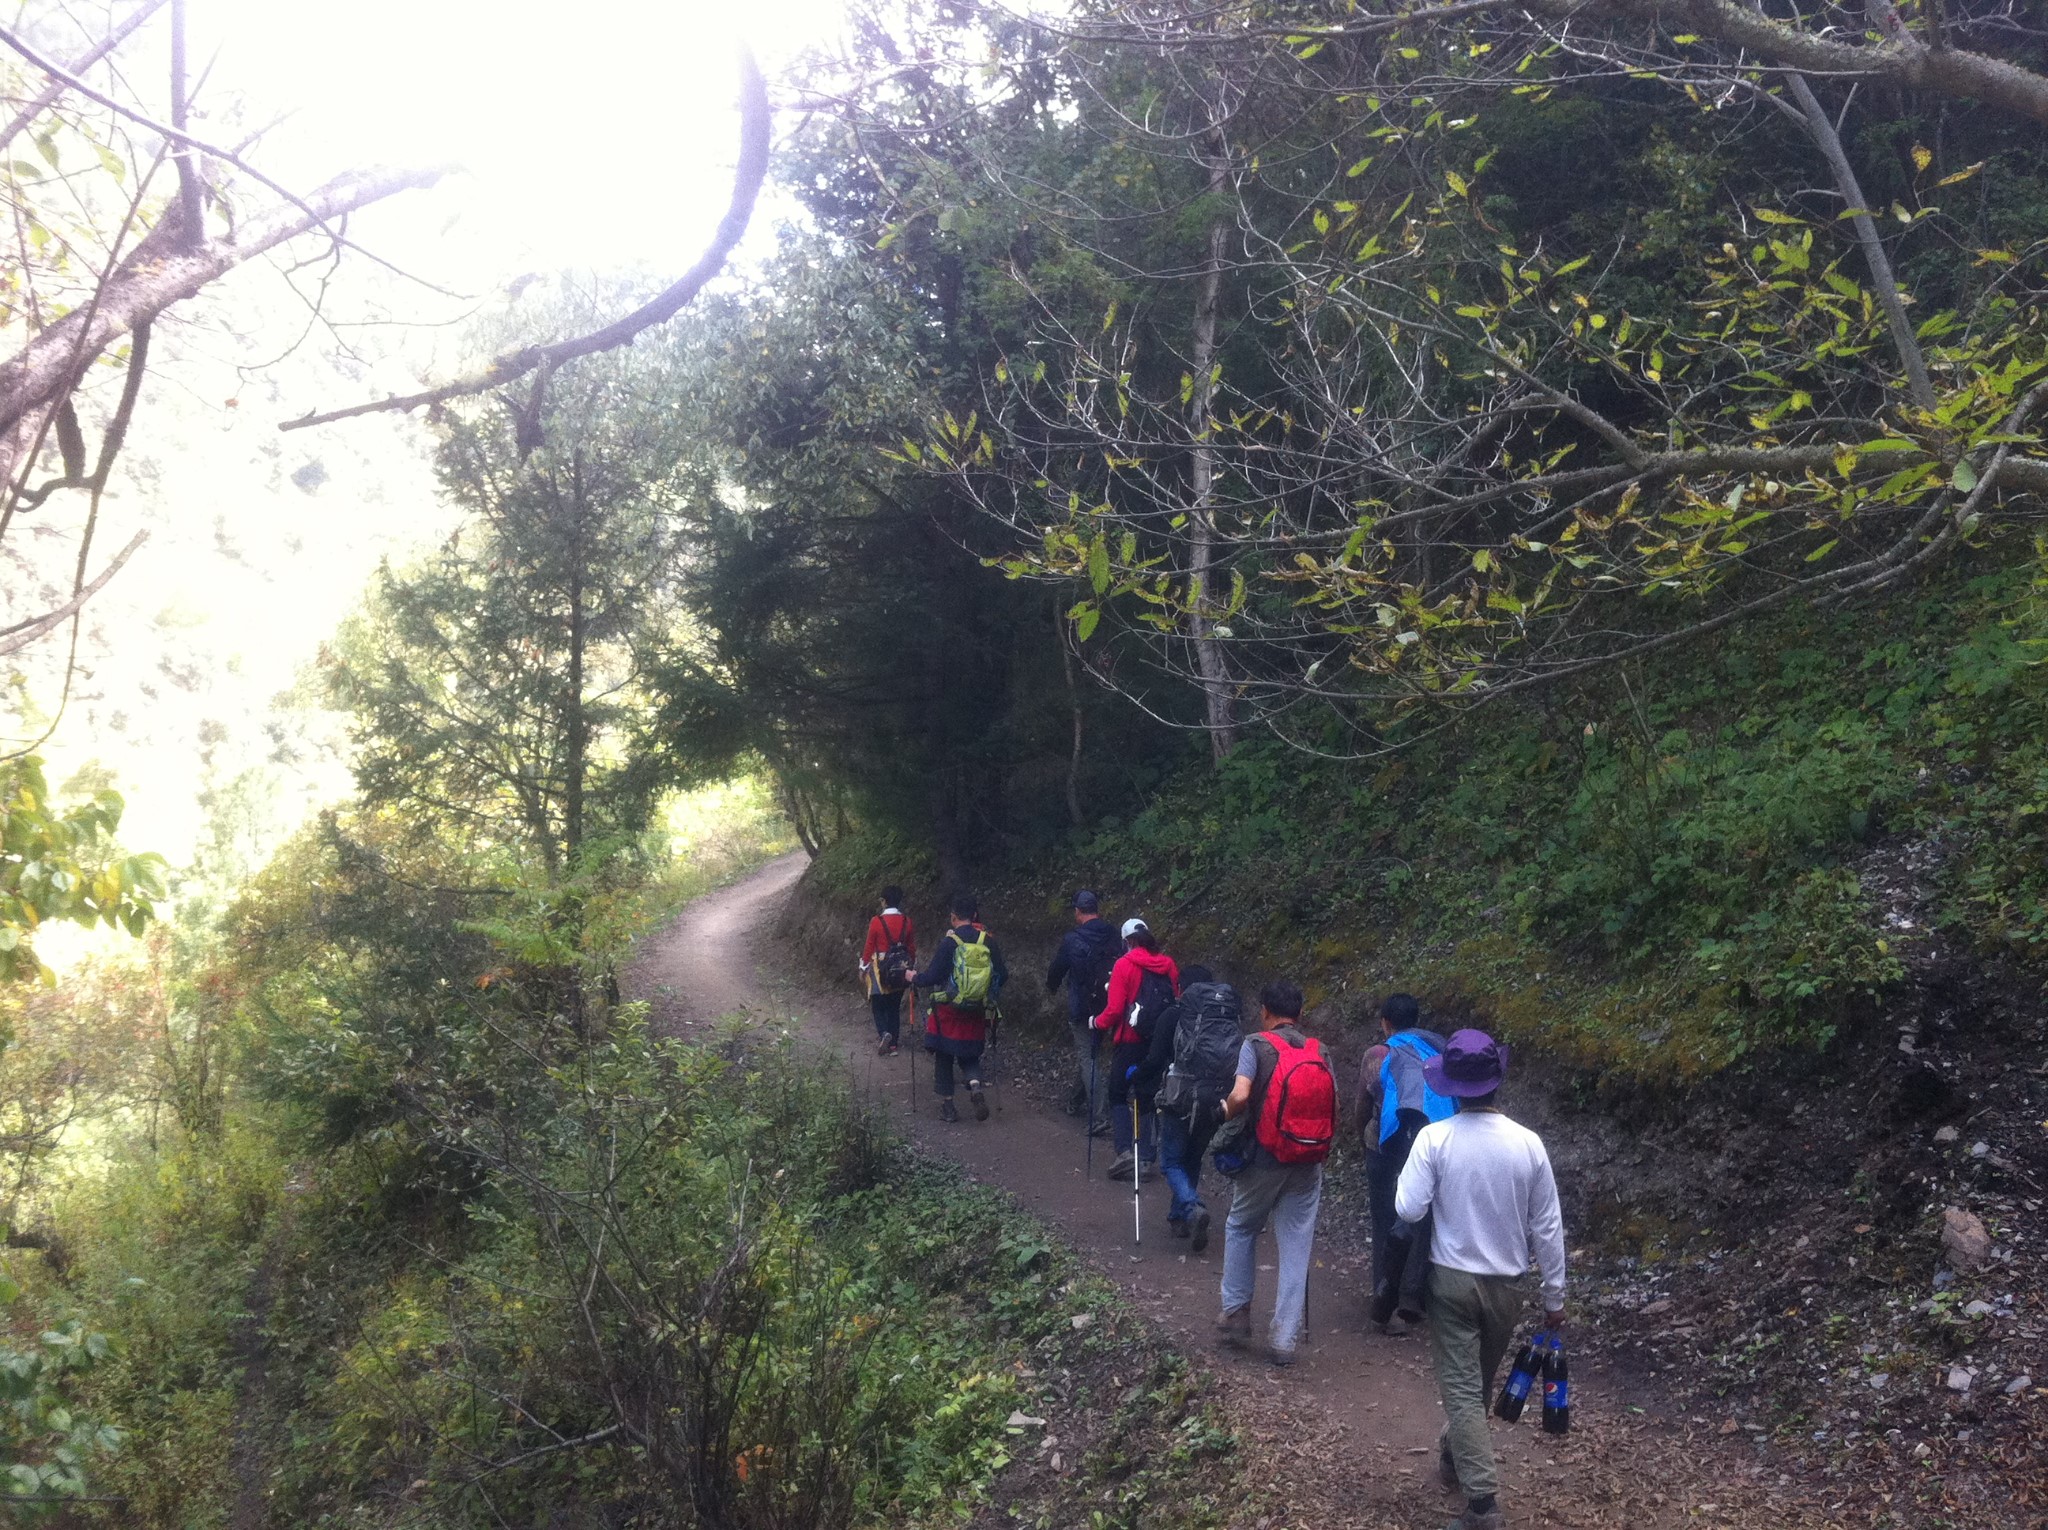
left=0, top=0, right=168, bottom=154
left=0, top=164, right=447, bottom=470
left=0, top=19, right=441, bottom=250
left=278, top=48, right=773, bottom=434
left=0, top=530, right=148, bottom=656
left=1784, top=72, right=1935, bottom=413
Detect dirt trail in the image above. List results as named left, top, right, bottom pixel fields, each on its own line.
left=630, top=855, right=1831, bottom=1530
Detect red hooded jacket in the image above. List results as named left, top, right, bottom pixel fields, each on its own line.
left=1091, top=947, right=1180, bottom=1046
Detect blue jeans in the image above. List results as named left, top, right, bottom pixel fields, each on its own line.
left=869, top=990, right=904, bottom=1041
left=1220, top=1158, right=1322, bottom=1351
left=1158, top=1110, right=1213, bottom=1223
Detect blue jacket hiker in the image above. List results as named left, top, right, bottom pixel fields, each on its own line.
left=1045, top=890, right=1121, bottom=1125
left=907, top=893, right=1008, bottom=1124
left=1356, top=994, right=1454, bottom=1333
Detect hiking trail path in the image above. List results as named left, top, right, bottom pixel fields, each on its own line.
left=630, top=854, right=1834, bottom=1530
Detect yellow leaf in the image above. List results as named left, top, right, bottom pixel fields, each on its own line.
left=1911, top=143, right=1932, bottom=174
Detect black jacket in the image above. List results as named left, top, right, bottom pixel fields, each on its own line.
left=1131, top=998, right=1182, bottom=1096
left=1044, top=916, right=1120, bottom=1025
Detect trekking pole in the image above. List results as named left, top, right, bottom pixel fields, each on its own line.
left=1131, top=1092, right=1142, bottom=1244
left=986, top=1004, right=1001, bottom=1113
left=905, top=987, right=918, bottom=1116
left=1086, top=1035, right=1099, bottom=1179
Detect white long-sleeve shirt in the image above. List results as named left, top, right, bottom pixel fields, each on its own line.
left=1395, top=1109, right=1567, bottom=1310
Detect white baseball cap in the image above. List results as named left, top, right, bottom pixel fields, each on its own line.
left=1120, top=917, right=1149, bottom=939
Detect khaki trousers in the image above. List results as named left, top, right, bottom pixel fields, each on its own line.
left=1428, top=1263, right=1529, bottom=1500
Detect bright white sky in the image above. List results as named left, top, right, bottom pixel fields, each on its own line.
left=23, top=0, right=864, bottom=952
left=205, top=0, right=851, bottom=275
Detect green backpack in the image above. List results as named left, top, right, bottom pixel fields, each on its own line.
left=943, top=928, right=995, bottom=1009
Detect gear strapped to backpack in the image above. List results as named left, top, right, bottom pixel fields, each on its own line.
left=1155, top=981, right=1243, bottom=1117
left=939, top=927, right=995, bottom=1009
left=873, top=913, right=913, bottom=994
left=1252, top=1028, right=1338, bottom=1165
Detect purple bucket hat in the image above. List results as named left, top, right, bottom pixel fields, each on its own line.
left=1424, top=1028, right=1511, bottom=1097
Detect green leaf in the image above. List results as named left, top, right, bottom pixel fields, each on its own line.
left=1088, top=541, right=1110, bottom=594
left=1075, top=607, right=1100, bottom=642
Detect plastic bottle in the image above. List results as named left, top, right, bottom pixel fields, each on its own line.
left=1494, top=1334, right=1544, bottom=1421
left=1541, top=1335, right=1571, bottom=1435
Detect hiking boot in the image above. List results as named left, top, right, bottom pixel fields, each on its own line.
left=876, top=1037, right=894, bottom=1057
left=1106, top=1151, right=1136, bottom=1182
left=1087, top=1119, right=1112, bottom=1138
left=969, top=1088, right=989, bottom=1121
left=885, top=1040, right=900, bottom=1057
left=938, top=1097, right=959, bottom=1123
left=1139, top=1159, right=1158, bottom=1182
left=1445, top=1507, right=1502, bottom=1530
left=1190, top=1208, right=1212, bottom=1253
left=1267, top=1345, right=1297, bottom=1368
left=1214, top=1305, right=1251, bottom=1345
left=1377, top=1313, right=1413, bottom=1338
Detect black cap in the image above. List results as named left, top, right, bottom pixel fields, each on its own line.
left=1073, top=890, right=1100, bottom=913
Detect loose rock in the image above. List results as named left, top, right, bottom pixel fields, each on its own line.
left=1941, top=1206, right=1993, bottom=1271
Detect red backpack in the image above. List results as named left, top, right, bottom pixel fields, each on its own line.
left=1253, top=1030, right=1338, bottom=1165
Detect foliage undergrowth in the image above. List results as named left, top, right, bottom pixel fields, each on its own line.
left=1064, top=556, right=2048, bottom=1080
left=0, top=766, right=1237, bottom=1528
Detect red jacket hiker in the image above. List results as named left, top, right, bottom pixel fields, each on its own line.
left=861, top=910, right=915, bottom=994
left=1092, top=946, right=1181, bottom=1046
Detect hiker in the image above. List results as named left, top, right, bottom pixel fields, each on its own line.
left=1044, top=889, right=1120, bottom=1132
left=1131, top=963, right=1241, bottom=1250
left=859, top=885, right=917, bottom=1057
left=1357, top=993, right=1453, bottom=1333
left=1209, top=980, right=1338, bottom=1366
left=1395, top=1029, right=1566, bottom=1530
left=905, top=892, right=1007, bottom=1123
left=1091, top=917, right=1179, bottom=1182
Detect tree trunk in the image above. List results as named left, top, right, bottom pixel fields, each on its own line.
left=1187, top=122, right=1237, bottom=763
left=1056, top=599, right=1085, bottom=828
left=563, top=467, right=588, bottom=869
left=563, top=460, right=590, bottom=1032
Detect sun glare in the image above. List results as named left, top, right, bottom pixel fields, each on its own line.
left=201, top=0, right=851, bottom=280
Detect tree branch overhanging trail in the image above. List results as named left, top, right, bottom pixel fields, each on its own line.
left=0, top=0, right=167, bottom=154
left=0, top=163, right=449, bottom=484
left=278, top=48, right=773, bottom=435
left=0, top=530, right=148, bottom=657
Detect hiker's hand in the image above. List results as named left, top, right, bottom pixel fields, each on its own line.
left=1545, top=1309, right=1566, bottom=1332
